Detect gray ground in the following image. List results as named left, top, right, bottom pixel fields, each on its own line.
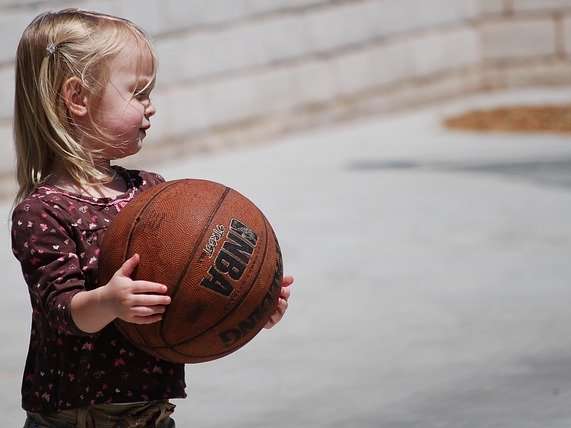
left=2, top=88, right=571, bottom=427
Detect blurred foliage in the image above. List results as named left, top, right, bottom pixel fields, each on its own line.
left=444, top=105, right=571, bottom=134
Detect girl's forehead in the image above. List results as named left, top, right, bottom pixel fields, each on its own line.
left=109, top=38, right=155, bottom=79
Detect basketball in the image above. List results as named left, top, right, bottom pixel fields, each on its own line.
left=98, top=179, right=283, bottom=363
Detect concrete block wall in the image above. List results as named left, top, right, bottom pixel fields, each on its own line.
left=1, top=0, right=571, bottom=198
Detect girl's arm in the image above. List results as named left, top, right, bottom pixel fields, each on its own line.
left=12, top=200, right=169, bottom=336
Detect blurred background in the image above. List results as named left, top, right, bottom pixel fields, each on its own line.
left=2, top=0, right=571, bottom=195
left=2, top=1, right=571, bottom=427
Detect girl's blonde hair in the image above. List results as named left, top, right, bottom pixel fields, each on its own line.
left=13, top=8, right=157, bottom=203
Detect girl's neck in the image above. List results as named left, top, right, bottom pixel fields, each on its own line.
left=46, top=162, right=128, bottom=199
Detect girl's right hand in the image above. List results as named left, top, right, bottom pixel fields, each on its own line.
left=100, top=253, right=171, bottom=324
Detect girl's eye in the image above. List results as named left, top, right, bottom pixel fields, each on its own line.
left=134, top=88, right=151, bottom=100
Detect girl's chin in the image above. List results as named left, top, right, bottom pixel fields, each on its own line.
left=136, top=133, right=145, bottom=148
left=109, top=144, right=142, bottom=160
left=127, top=135, right=145, bottom=152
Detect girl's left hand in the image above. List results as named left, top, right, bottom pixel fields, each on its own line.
left=264, top=275, right=294, bottom=329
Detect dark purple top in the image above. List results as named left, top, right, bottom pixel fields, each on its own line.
left=11, top=166, right=186, bottom=413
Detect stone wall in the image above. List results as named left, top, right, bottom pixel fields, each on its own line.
left=2, top=0, right=571, bottom=198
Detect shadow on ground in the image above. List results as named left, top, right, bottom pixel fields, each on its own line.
left=348, top=158, right=571, bottom=192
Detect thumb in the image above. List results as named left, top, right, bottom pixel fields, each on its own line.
left=118, top=253, right=139, bottom=278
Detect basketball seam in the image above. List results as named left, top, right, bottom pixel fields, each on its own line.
left=122, top=180, right=187, bottom=350
left=122, top=180, right=183, bottom=262
left=159, top=185, right=232, bottom=345
left=165, top=202, right=270, bottom=351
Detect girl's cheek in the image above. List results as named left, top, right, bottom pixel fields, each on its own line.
left=129, top=101, right=146, bottom=115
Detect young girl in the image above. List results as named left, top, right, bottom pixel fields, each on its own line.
left=11, top=9, right=293, bottom=428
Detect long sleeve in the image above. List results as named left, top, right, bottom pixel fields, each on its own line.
left=14, top=169, right=185, bottom=414
left=12, top=199, right=92, bottom=337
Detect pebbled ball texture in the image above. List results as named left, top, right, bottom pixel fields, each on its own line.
left=98, top=179, right=283, bottom=363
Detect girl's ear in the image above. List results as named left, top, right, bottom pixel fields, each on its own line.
left=62, top=77, right=89, bottom=118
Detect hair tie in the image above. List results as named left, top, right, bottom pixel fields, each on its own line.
left=46, top=42, right=57, bottom=56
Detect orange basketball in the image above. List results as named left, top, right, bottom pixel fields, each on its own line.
left=98, top=179, right=283, bottom=363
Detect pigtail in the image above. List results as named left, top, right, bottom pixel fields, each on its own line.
left=12, top=9, right=156, bottom=204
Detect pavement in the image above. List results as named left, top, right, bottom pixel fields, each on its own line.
left=2, top=87, right=571, bottom=427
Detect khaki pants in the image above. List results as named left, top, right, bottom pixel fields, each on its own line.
left=23, top=400, right=175, bottom=428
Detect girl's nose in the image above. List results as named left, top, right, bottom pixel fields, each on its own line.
left=145, top=100, right=156, bottom=118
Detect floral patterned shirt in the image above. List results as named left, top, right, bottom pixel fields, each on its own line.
left=11, top=166, right=186, bottom=413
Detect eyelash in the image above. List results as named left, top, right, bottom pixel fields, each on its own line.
left=134, top=89, right=151, bottom=100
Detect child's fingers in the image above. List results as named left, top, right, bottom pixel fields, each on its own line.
left=264, top=316, right=277, bottom=329
left=265, top=298, right=288, bottom=327
left=118, top=253, right=139, bottom=277
left=130, top=294, right=171, bottom=307
left=265, top=312, right=282, bottom=328
left=131, top=305, right=166, bottom=317
left=280, top=285, right=291, bottom=300
left=276, top=297, right=288, bottom=315
left=279, top=275, right=294, bottom=300
left=132, top=281, right=168, bottom=294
